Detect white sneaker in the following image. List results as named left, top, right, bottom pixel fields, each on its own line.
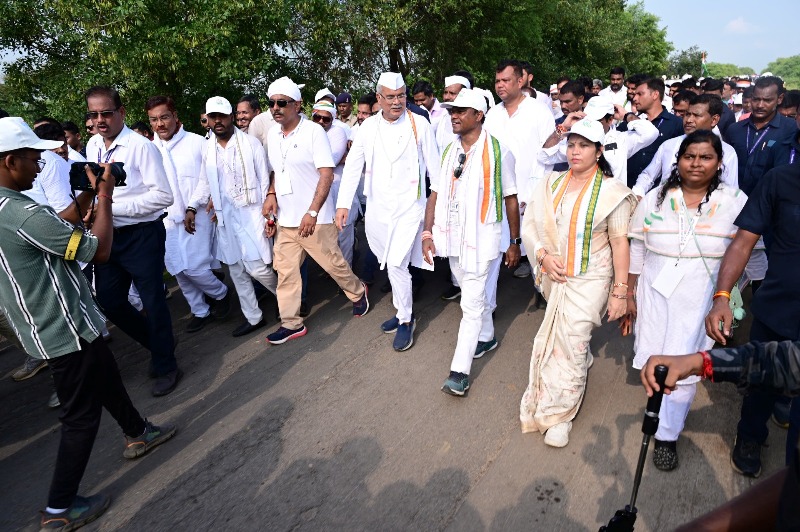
left=544, top=422, right=572, bottom=448
left=513, top=262, right=532, bottom=278
left=586, top=345, right=594, bottom=369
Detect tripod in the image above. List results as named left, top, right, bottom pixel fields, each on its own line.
left=599, top=365, right=668, bottom=532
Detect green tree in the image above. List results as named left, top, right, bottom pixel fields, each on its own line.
left=667, top=46, right=703, bottom=78
left=766, top=55, right=800, bottom=89
left=0, top=0, right=674, bottom=128
left=706, top=62, right=755, bottom=78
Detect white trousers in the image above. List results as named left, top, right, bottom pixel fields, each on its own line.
left=176, top=269, right=228, bottom=318
left=449, top=257, right=496, bottom=375
left=228, top=259, right=278, bottom=325
left=452, top=253, right=502, bottom=312
left=655, top=382, right=697, bottom=441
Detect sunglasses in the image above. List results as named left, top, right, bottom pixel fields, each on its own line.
left=453, top=153, right=466, bottom=178
left=312, top=114, right=332, bottom=125
left=268, top=99, right=295, bottom=108
left=200, top=118, right=208, bottom=123
left=86, top=108, right=119, bottom=120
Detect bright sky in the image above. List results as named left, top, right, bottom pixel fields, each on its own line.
left=640, top=0, right=799, bottom=73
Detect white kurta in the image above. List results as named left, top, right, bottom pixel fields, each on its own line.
left=484, top=95, right=555, bottom=204
left=189, top=132, right=273, bottom=266
left=599, top=86, right=628, bottom=108
left=338, top=111, right=440, bottom=268
left=628, top=186, right=764, bottom=381
left=632, top=134, right=739, bottom=197
left=154, top=127, right=219, bottom=275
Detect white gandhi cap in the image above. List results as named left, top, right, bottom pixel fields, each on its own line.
left=268, top=76, right=302, bottom=101
left=376, top=72, right=405, bottom=92
left=444, top=75, right=471, bottom=89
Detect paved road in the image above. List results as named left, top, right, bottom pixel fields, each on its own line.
left=0, top=250, right=785, bottom=531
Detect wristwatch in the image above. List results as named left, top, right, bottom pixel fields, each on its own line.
left=510, top=238, right=522, bottom=245
left=307, top=210, right=318, bottom=218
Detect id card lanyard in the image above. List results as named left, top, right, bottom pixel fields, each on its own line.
left=677, top=197, right=701, bottom=264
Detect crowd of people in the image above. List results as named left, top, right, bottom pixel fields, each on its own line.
left=1, top=59, right=799, bottom=530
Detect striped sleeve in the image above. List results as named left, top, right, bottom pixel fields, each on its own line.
left=16, top=206, right=98, bottom=263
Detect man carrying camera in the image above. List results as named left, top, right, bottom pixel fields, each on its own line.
left=83, top=86, right=182, bottom=397
left=0, top=117, right=175, bottom=531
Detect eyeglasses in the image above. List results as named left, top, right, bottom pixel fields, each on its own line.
left=453, top=153, right=466, bottom=178
left=379, top=93, right=407, bottom=103
left=86, top=108, right=120, bottom=120
left=148, top=114, right=173, bottom=124
left=12, top=155, right=46, bottom=170
left=268, top=99, right=295, bottom=108
left=312, top=114, right=332, bottom=125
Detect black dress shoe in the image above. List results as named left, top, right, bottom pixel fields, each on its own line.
left=533, top=291, right=547, bottom=310
left=232, top=319, right=266, bottom=337
left=152, top=368, right=183, bottom=397
left=186, top=315, right=213, bottom=333
left=211, top=292, right=232, bottom=320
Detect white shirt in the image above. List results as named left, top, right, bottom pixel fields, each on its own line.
left=67, top=146, right=86, bottom=162
left=538, top=118, right=659, bottom=185
left=534, top=90, right=560, bottom=120
left=484, top=94, right=555, bottom=203
left=599, top=86, right=628, bottom=108
left=435, top=112, right=456, bottom=152
left=632, top=133, right=739, bottom=197
left=428, top=98, right=446, bottom=131
left=85, top=126, right=173, bottom=227
left=247, top=111, right=276, bottom=148
left=325, top=123, right=349, bottom=181
left=24, top=150, right=75, bottom=212
left=266, top=117, right=336, bottom=227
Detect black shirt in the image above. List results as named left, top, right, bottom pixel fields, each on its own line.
left=734, top=163, right=800, bottom=339
left=619, top=107, right=683, bottom=187
left=726, top=113, right=798, bottom=195
left=718, top=105, right=736, bottom=142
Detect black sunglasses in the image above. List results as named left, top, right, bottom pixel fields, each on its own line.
left=453, top=153, right=466, bottom=178
left=268, top=99, right=295, bottom=108
left=86, top=108, right=119, bottom=120
left=200, top=118, right=208, bottom=123
left=312, top=114, right=332, bottom=124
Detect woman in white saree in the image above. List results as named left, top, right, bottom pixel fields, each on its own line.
left=520, top=119, right=636, bottom=447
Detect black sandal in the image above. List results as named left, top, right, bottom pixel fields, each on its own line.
left=653, top=439, right=678, bottom=471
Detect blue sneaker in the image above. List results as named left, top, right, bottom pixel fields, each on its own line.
left=381, top=316, right=399, bottom=334
left=40, top=493, right=111, bottom=531
left=352, top=282, right=370, bottom=317
left=392, top=317, right=416, bottom=351
left=473, top=338, right=498, bottom=359
left=442, top=371, right=470, bottom=396
left=267, top=325, right=308, bottom=345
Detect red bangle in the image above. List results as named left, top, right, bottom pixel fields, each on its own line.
left=97, top=193, right=113, bottom=203
left=700, top=351, right=714, bottom=382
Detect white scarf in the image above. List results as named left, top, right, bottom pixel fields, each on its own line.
left=153, top=126, right=188, bottom=223
left=205, top=128, right=259, bottom=210
left=432, top=130, right=504, bottom=273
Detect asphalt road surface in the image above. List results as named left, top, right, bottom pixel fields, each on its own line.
left=0, top=246, right=785, bottom=531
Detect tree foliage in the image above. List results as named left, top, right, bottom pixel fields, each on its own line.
left=0, top=0, right=674, bottom=132
left=766, top=55, right=800, bottom=90
left=706, top=62, right=755, bottom=78
left=667, top=46, right=703, bottom=78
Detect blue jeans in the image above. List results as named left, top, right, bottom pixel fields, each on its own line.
left=95, top=220, right=177, bottom=376
left=737, top=319, right=792, bottom=445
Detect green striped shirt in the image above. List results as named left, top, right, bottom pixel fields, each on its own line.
left=0, top=188, right=106, bottom=359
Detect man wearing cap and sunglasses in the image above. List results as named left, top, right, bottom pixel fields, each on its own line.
left=421, top=89, right=520, bottom=396
left=336, top=72, right=440, bottom=352
left=186, top=96, right=278, bottom=338
left=83, top=85, right=182, bottom=397
left=0, top=117, right=175, bottom=530
left=263, top=77, right=369, bottom=345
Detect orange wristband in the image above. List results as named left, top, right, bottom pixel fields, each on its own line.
left=713, top=290, right=731, bottom=300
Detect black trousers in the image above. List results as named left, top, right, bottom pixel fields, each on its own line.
left=47, top=337, right=145, bottom=508
left=95, top=220, right=177, bottom=376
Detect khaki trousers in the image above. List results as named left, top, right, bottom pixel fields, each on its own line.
left=274, top=224, right=364, bottom=329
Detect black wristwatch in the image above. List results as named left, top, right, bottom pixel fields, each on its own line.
left=510, top=238, right=522, bottom=245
